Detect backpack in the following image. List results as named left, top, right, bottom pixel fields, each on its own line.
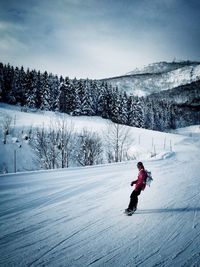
left=145, top=170, right=153, bottom=186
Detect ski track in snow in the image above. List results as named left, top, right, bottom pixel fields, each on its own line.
left=0, top=128, right=200, bottom=266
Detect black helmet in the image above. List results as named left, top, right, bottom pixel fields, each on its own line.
left=137, top=162, right=144, bottom=169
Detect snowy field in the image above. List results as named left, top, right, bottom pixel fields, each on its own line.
left=0, top=103, right=183, bottom=173
left=0, top=104, right=200, bottom=266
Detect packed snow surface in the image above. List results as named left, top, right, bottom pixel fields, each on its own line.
left=0, top=106, right=200, bottom=266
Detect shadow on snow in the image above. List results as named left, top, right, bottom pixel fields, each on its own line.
left=137, top=207, right=200, bottom=214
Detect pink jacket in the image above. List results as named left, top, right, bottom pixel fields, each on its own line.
left=131, top=169, right=147, bottom=191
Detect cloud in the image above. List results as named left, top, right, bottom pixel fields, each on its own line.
left=0, top=0, right=200, bottom=78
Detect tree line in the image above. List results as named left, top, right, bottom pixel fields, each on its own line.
left=1, top=62, right=197, bottom=131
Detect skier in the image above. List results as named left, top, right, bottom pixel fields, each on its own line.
left=125, top=162, right=147, bottom=215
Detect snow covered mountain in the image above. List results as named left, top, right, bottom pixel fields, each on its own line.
left=126, top=61, right=200, bottom=75
left=0, top=123, right=200, bottom=266
left=102, top=61, right=200, bottom=96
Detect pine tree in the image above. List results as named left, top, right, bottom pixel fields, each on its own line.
left=35, top=71, right=42, bottom=109
left=82, top=79, right=95, bottom=116
left=118, top=92, right=128, bottom=124
left=90, top=79, right=99, bottom=115
left=48, top=73, right=56, bottom=111
left=98, top=81, right=107, bottom=117
left=73, top=79, right=84, bottom=115
left=134, top=97, right=144, bottom=128
left=19, top=66, right=27, bottom=106
left=0, top=63, right=4, bottom=101
left=99, top=82, right=112, bottom=119
left=111, top=87, right=121, bottom=123
left=40, top=71, right=51, bottom=110
left=11, top=67, right=20, bottom=104
left=59, top=76, right=67, bottom=113
left=25, top=70, right=38, bottom=109
left=127, top=96, right=137, bottom=126
left=24, top=68, right=31, bottom=105
left=51, top=75, right=60, bottom=111
left=3, top=64, right=15, bottom=103
left=65, top=77, right=76, bottom=114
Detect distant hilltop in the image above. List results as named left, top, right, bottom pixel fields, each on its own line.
left=125, top=61, right=200, bottom=76
left=102, top=60, right=200, bottom=97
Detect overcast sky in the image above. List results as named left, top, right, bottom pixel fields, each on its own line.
left=0, top=0, right=200, bottom=79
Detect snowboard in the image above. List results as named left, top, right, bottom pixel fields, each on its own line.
left=124, top=209, right=136, bottom=216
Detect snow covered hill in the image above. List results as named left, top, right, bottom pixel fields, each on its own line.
left=125, top=61, right=200, bottom=75
left=0, top=106, right=200, bottom=266
left=0, top=103, right=181, bottom=173
left=102, top=61, right=200, bottom=96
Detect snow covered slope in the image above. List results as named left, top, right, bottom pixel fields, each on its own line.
left=0, top=125, right=200, bottom=266
left=0, top=103, right=182, bottom=173
left=103, top=61, right=200, bottom=96
left=126, top=61, right=200, bottom=75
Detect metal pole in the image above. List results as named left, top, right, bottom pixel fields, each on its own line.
left=154, top=145, right=156, bottom=156
left=164, top=137, right=166, bottom=150
left=14, top=149, right=16, bottom=173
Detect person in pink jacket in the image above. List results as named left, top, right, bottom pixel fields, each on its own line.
left=125, top=162, right=147, bottom=214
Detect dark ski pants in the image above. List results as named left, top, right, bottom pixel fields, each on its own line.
left=128, top=189, right=141, bottom=210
